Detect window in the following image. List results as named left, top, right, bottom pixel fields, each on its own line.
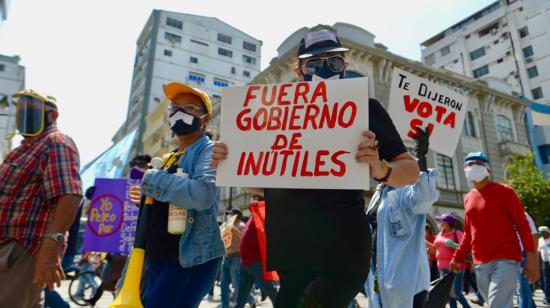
left=527, top=66, right=538, bottom=78
left=436, top=154, right=455, bottom=190
left=473, top=65, right=489, bottom=78
left=425, top=54, right=435, bottom=65
left=470, top=47, right=486, bottom=61
left=218, top=48, right=233, bottom=58
left=243, top=70, right=250, bottom=78
left=496, top=115, right=513, bottom=142
left=189, top=56, right=198, bottom=64
left=217, top=33, right=232, bottom=44
left=214, top=78, right=229, bottom=87
left=165, top=32, right=181, bottom=43
left=243, top=41, right=257, bottom=52
left=243, top=55, right=256, bottom=65
left=463, top=111, right=476, bottom=137
left=440, top=46, right=450, bottom=57
left=478, top=23, right=499, bottom=37
left=465, top=34, right=471, bottom=39
left=519, top=27, right=529, bottom=38
left=166, top=17, right=182, bottom=29
left=188, top=72, right=205, bottom=84
left=538, top=145, right=550, bottom=164
left=231, top=67, right=236, bottom=74
left=190, top=39, right=209, bottom=47
left=497, top=58, right=504, bottom=63
left=164, top=49, right=172, bottom=57
left=0, top=64, right=4, bottom=72
left=523, top=46, right=534, bottom=58
left=532, top=87, right=544, bottom=100
left=494, top=40, right=499, bottom=45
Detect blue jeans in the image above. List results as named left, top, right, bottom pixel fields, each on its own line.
left=220, top=256, right=254, bottom=308
left=541, top=261, right=550, bottom=302
left=518, top=254, right=536, bottom=308
left=234, top=262, right=278, bottom=308
left=76, top=263, right=98, bottom=297
left=475, top=259, right=520, bottom=308
left=44, top=288, right=70, bottom=308
left=463, top=269, right=484, bottom=304
left=144, top=257, right=221, bottom=308
left=440, top=269, right=471, bottom=308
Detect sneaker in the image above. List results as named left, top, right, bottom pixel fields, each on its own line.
left=207, top=295, right=214, bottom=301
left=543, top=299, right=550, bottom=305
left=470, top=298, right=484, bottom=306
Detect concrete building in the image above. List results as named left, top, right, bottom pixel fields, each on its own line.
left=214, top=23, right=531, bottom=218
left=112, top=10, right=262, bottom=155
left=420, top=0, right=550, bottom=104
left=0, top=54, right=25, bottom=161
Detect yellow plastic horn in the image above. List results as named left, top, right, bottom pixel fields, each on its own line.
left=109, top=157, right=163, bottom=308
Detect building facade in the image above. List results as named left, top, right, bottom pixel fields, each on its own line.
left=420, top=0, right=550, bottom=104
left=214, top=23, right=531, bottom=218
left=113, top=10, right=262, bottom=155
left=0, top=54, right=25, bottom=161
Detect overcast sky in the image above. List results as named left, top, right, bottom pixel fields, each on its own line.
left=0, top=0, right=496, bottom=165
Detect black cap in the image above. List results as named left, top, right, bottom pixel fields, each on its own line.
left=226, top=209, right=243, bottom=219
left=298, top=25, right=349, bottom=59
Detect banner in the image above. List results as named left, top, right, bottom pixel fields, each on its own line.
left=388, top=68, right=468, bottom=157
left=216, top=78, right=370, bottom=190
left=82, top=178, right=140, bottom=254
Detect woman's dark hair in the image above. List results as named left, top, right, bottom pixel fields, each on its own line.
left=85, top=186, right=96, bottom=200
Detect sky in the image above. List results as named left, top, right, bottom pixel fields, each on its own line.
left=0, top=0, right=497, bottom=166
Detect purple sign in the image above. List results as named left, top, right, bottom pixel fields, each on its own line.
left=82, top=178, right=140, bottom=254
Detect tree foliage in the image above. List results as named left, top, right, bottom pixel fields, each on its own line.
left=505, top=152, right=550, bottom=227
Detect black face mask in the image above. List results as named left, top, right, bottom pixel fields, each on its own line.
left=169, top=109, right=203, bottom=136
left=303, top=62, right=345, bottom=81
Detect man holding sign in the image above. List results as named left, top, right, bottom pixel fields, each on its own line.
left=212, top=25, right=419, bottom=307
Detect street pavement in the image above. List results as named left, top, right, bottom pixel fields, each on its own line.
left=56, top=279, right=550, bottom=308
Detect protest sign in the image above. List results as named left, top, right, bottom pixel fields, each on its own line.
left=388, top=68, right=468, bottom=157
left=82, top=178, right=140, bottom=254
left=216, top=78, right=370, bottom=190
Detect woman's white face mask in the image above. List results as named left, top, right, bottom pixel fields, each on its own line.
left=464, top=165, right=489, bottom=183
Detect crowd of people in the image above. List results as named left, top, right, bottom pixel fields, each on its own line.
left=0, top=24, right=549, bottom=308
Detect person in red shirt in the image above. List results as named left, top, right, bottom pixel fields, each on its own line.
left=0, top=90, right=82, bottom=307
left=450, top=151, right=539, bottom=307
left=233, top=195, right=278, bottom=308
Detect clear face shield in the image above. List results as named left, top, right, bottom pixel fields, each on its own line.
left=14, top=95, right=47, bottom=137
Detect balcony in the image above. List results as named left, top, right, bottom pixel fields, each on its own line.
left=498, top=140, right=530, bottom=157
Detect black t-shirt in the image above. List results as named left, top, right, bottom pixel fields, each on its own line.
left=145, top=162, right=181, bottom=262
left=264, top=98, right=407, bottom=275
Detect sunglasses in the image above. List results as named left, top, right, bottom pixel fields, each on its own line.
left=303, top=55, right=346, bottom=75
left=464, top=160, right=488, bottom=167
left=168, top=103, right=204, bottom=115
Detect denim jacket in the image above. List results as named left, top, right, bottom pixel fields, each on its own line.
left=365, top=170, right=439, bottom=308
left=141, top=134, right=225, bottom=268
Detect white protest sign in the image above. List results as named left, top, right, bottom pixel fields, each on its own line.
left=388, top=68, right=468, bottom=157
left=216, top=78, right=370, bottom=190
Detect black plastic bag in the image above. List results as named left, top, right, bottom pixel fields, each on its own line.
left=424, top=272, right=456, bottom=308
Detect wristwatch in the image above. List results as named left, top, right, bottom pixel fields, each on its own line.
left=373, top=159, right=392, bottom=183
left=43, top=232, right=65, bottom=244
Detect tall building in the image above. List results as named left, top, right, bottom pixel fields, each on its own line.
left=214, top=22, right=531, bottom=220
left=420, top=0, right=550, bottom=175
left=113, top=10, right=262, bottom=154
left=0, top=54, right=25, bottom=161
left=0, top=0, right=9, bottom=27
left=420, top=0, right=550, bottom=104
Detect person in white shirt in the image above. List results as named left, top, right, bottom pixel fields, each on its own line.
left=539, top=226, right=550, bottom=305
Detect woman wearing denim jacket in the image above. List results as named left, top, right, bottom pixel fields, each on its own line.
left=130, top=82, right=225, bottom=308
left=365, top=129, right=439, bottom=308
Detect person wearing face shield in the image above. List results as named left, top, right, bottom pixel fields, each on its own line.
left=211, top=25, right=420, bottom=307
left=128, top=82, right=224, bottom=308
left=449, top=151, right=540, bottom=308
left=0, top=90, right=82, bottom=307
